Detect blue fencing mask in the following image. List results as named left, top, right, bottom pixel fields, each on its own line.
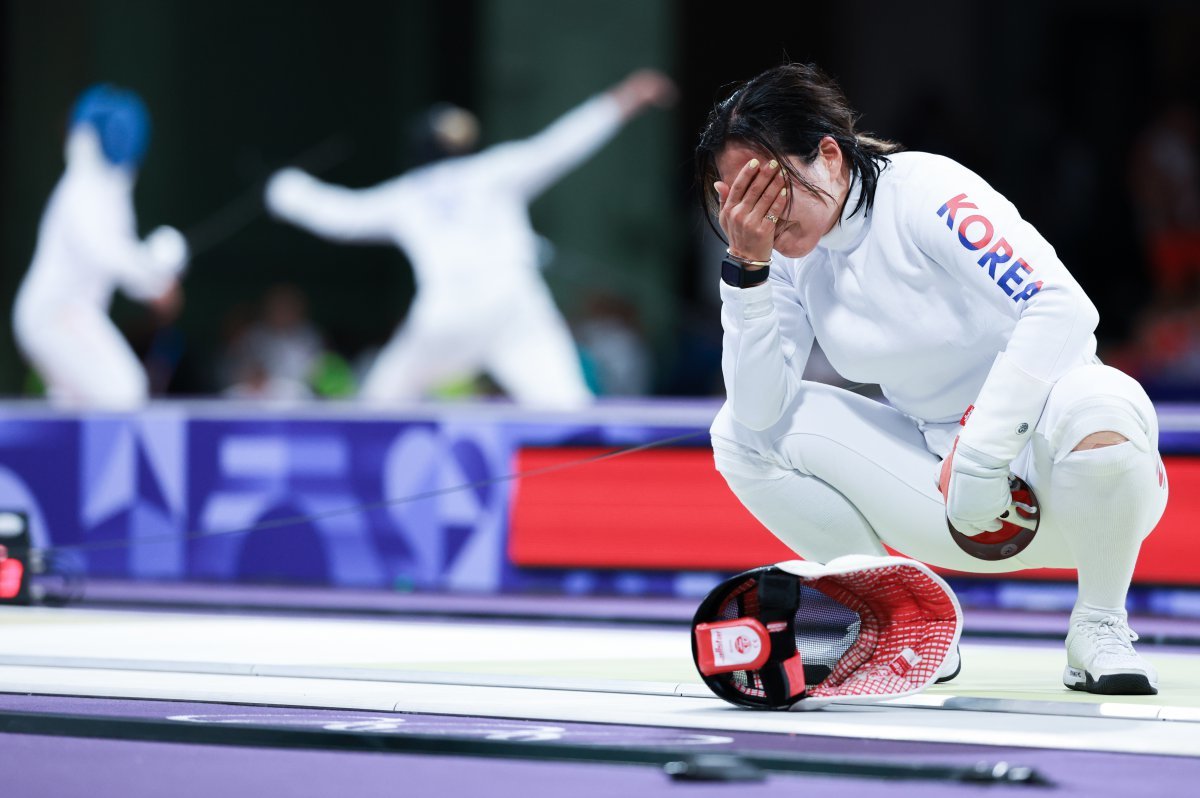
left=69, top=84, right=151, bottom=168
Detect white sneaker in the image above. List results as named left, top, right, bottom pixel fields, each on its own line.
left=1063, top=612, right=1158, bottom=695
left=934, top=645, right=961, bottom=684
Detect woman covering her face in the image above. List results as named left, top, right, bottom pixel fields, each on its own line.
left=697, top=63, right=1168, bottom=696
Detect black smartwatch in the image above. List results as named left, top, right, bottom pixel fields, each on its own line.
left=721, top=257, right=771, bottom=288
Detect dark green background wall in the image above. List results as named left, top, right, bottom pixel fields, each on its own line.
left=3, top=1, right=1198, bottom=397
left=0, top=0, right=681, bottom=394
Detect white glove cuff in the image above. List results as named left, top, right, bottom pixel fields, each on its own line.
left=144, top=226, right=189, bottom=276
left=957, top=352, right=1055, bottom=463
left=264, top=168, right=313, bottom=217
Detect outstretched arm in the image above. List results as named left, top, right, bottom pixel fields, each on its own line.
left=478, top=68, right=677, bottom=200
left=607, top=69, right=678, bottom=121
left=265, top=168, right=405, bottom=243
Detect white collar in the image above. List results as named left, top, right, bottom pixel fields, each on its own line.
left=64, top=129, right=136, bottom=187
left=818, top=175, right=869, bottom=252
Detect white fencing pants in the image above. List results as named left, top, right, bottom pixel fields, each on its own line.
left=360, top=281, right=592, bottom=410
left=15, top=303, right=148, bottom=410
left=711, top=365, right=1168, bottom=578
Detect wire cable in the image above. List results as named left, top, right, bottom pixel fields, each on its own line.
left=34, top=428, right=707, bottom=558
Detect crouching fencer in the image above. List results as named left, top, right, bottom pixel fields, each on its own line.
left=264, top=69, right=676, bottom=409
left=697, top=64, right=1169, bottom=695
left=13, top=84, right=188, bottom=410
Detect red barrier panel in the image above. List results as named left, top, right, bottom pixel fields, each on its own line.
left=508, top=448, right=1200, bottom=585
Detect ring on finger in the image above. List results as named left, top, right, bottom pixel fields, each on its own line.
left=766, top=214, right=779, bottom=223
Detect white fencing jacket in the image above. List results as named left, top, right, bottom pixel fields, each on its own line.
left=715, top=151, right=1100, bottom=464
left=14, top=130, right=183, bottom=342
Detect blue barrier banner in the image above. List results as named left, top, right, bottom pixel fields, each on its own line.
left=0, top=402, right=715, bottom=594
left=2, top=400, right=1198, bottom=597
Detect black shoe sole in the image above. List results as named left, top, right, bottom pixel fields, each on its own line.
left=935, top=651, right=962, bottom=684
left=1067, top=672, right=1158, bottom=696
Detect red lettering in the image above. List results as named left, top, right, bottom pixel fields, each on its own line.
left=957, top=214, right=994, bottom=251
left=936, top=193, right=978, bottom=230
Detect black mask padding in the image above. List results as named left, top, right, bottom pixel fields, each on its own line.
left=692, top=566, right=839, bottom=709
left=752, top=572, right=804, bottom=704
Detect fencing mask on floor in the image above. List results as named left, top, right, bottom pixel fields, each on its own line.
left=691, top=555, right=961, bottom=710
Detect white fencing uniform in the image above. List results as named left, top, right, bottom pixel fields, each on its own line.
left=13, top=130, right=187, bottom=410
left=267, top=95, right=628, bottom=409
left=712, top=152, right=1169, bottom=585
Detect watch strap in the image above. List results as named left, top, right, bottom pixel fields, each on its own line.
left=721, top=257, right=771, bottom=288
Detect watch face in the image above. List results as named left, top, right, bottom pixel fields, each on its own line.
left=721, top=258, right=743, bottom=287
left=721, top=258, right=768, bottom=288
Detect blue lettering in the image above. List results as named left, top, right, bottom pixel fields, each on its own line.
left=997, top=260, right=1027, bottom=296
left=1013, top=280, right=1043, bottom=302
left=977, top=237, right=1013, bottom=279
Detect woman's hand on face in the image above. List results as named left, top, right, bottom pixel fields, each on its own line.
left=714, top=158, right=788, bottom=263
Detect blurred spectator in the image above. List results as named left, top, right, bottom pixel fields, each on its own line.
left=219, top=284, right=323, bottom=398
left=1129, top=101, right=1200, bottom=302
left=223, top=353, right=313, bottom=401
left=575, top=291, right=651, bottom=396
left=1106, top=299, right=1200, bottom=400
left=11, top=84, right=189, bottom=409
left=214, top=301, right=257, bottom=390
left=1107, top=99, right=1200, bottom=397
left=240, top=284, right=322, bottom=384
left=121, top=280, right=188, bottom=395
left=264, top=69, right=677, bottom=409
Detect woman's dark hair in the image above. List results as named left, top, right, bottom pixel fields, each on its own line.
left=696, top=63, right=901, bottom=232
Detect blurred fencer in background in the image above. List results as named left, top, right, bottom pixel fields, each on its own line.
left=265, top=69, right=676, bottom=409
left=12, top=84, right=189, bottom=410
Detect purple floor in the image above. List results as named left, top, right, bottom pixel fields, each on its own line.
left=9, top=583, right=1200, bottom=795
left=1, top=693, right=1197, bottom=796
left=0, top=732, right=814, bottom=798
left=12, top=731, right=1096, bottom=798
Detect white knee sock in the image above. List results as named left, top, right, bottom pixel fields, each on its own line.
left=720, top=470, right=887, bottom=563
left=1049, top=442, right=1164, bottom=616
